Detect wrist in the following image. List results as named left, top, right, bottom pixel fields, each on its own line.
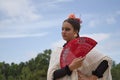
left=68, top=64, right=74, bottom=71
left=65, top=65, right=72, bottom=75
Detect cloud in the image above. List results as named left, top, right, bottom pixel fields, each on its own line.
left=83, top=11, right=120, bottom=27
left=105, top=10, right=120, bottom=25
left=39, top=0, right=72, bottom=5
left=81, top=33, right=110, bottom=42
left=116, top=10, right=120, bottom=15
left=106, top=17, right=116, bottom=24
left=25, top=51, right=39, bottom=61
left=0, top=32, right=48, bottom=39
left=0, top=0, right=65, bottom=39
left=32, top=0, right=73, bottom=11
left=88, top=19, right=100, bottom=27
left=51, top=39, right=66, bottom=48
left=0, top=18, right=62, bottom=39
left=51, top=33, right=110, bottom=48
left=0, top=0, right=41, bottom=22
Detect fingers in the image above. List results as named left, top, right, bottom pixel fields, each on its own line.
left=77, top=70, right=82, bottom=74
left=78, top=56, right=85, bottom=61
left=78, top=70, right=89, bottom=80
left=69, top=56, right=86, bottom=71
left=78, top=71, right=84, bottom=77
left=78, top=74, right=84, bottom=80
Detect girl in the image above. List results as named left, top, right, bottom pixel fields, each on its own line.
left=47, top=14, right=112, bottom=80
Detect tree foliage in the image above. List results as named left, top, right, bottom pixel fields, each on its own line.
left=111, top=61, right=120, bottom=80
left=0, top=49, right=120, bottom=80
left=0, top=49, right=51, bottom=80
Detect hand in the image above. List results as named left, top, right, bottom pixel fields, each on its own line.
left=78, top=71, right=98, bottom=80
left=78, top=71, right=88, bottom=80
left=69, top=57, right=85, bottom=71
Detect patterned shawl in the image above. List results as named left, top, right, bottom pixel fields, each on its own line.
left=47, top=47, right=112, bottom=80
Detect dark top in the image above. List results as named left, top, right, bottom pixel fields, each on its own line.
left=53, top=60, right=108, bottom=80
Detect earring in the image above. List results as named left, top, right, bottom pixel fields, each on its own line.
left=74, top=34, right=77, bottom=38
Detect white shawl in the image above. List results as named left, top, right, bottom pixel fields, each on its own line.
left=47, top=47, right=112, bottom=80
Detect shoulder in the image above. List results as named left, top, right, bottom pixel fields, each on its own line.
left=85, top=48, right=112, bottom=65
left=51, top=47, right=63, bottom=54
left=50, top=47, right=63, bottom=59
left=87, top=48, right=106, bottom=58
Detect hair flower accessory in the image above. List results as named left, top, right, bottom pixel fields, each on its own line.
left=68, top=13, right=76, bottom=19
left=76, top=18, right=82, bottom=24
left=68, top=13, right=82, bottom=24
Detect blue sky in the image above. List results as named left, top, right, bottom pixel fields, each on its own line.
left=0, top=0, right=120, bottom=64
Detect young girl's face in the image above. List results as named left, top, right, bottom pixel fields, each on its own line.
left=62, top=21, right=77, bottom=42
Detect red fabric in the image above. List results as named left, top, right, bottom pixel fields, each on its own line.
left=60, top=37, right=97, bottom=68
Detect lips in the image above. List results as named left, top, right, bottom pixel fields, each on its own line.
left=62, top=35, right=67, bottom=38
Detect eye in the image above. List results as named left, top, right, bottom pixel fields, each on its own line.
left=62, top=27, right=64, bottom=31
left=62, top=28, right=71, bottom=31
left=65, top=28, right=70, bottom=31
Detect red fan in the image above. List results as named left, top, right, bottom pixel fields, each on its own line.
left=60, top=37, right=97, bottom=68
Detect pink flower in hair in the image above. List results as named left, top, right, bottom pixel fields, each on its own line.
left=68, top=13, right=76, bottom=19
left=68, top=13, right=82, bottom=24
left=76, top=18, right=82, bottom=24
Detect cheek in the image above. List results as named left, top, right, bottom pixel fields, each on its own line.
left=68, top=31, right=75, bottom=36
left=67, top=32, right=75, bottom=39
left=61, top=30, right=75, bottom=37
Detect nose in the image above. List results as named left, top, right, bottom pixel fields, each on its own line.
left=62, top=29, right=65, bottom=32
left=62, top=29, right=66, bottom=34
left=62, top=31, right=66, bottom=37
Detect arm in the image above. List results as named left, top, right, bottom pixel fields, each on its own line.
left=53, top=65, right=72, bottom=80
left=53, top=57, right=84, bottom=80
left=78, top=60, right=108, bottom=80
left=92, top=60, right=108, bottom=78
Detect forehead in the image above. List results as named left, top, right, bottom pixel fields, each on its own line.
left=62, top=22, right=73, bottom=28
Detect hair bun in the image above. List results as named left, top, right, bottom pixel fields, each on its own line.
left=68, top=13, right=82, bottom=24
left=76, top=18, right=82, bottom=24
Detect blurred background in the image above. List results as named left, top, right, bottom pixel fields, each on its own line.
left=0, top=0, right=120, bottom=80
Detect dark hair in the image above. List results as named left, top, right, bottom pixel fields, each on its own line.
left=64, top=18, right=81, bottom=37
left=64, top=18, right=81, bottom=32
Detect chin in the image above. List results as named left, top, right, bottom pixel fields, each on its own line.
left=62, top=36, right=69, bottom=41
left=64, top=39, right=69, bottom=42
left=63, top=38, right=67, bottom=41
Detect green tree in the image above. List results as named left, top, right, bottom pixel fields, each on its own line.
left=0, top=74, right=6, bottom=80
left=8, top=76, right=14, bottom=80
left=1, top=49, right=120, bottom=80
left=112, top=63, right=120, bottom=80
